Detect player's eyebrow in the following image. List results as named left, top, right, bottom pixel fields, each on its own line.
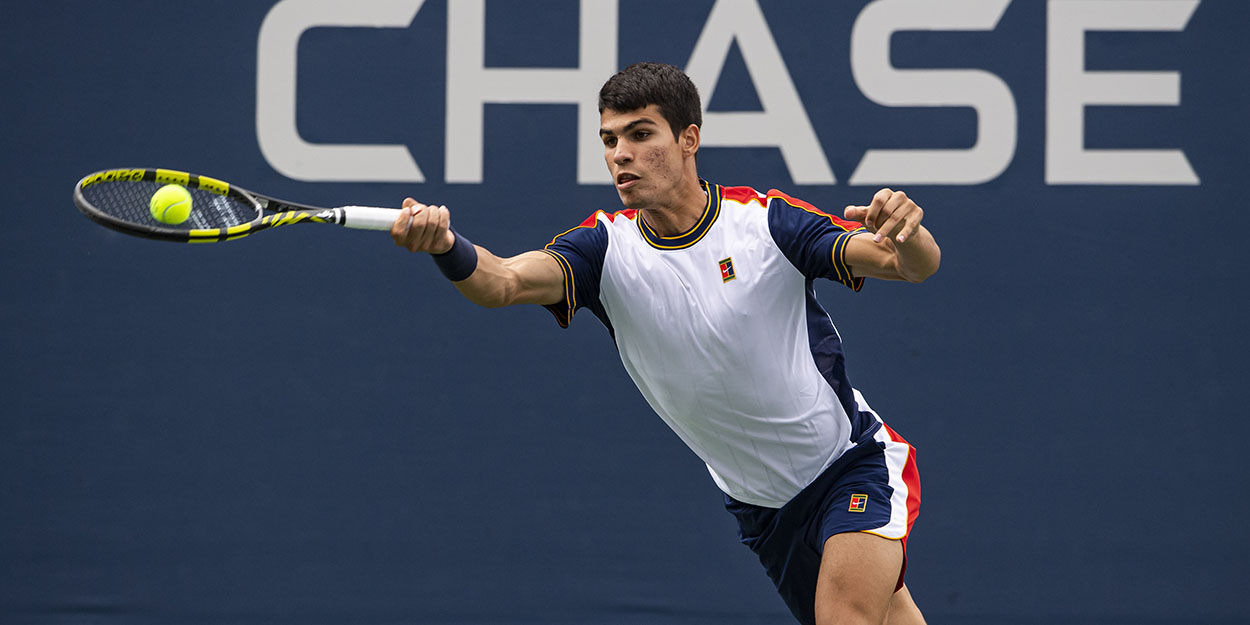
left=600, top=117, right=659, bottom=137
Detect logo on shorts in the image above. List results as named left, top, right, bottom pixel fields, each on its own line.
left=848, top=494, right=868, bottom=513
left=718, top=257, right=736, bottom=283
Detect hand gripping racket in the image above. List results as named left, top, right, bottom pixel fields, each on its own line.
left=74, top=168, right=401, bottom=243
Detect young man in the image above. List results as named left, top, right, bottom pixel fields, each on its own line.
left=391, top=62, right=939, bottom=625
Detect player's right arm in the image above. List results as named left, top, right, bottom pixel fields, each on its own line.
left=390, top=198, right=565, bottom=308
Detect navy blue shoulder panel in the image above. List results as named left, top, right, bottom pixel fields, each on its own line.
left=542, top=212, right=615, bottom=334
left=765, top=191, right=866, bottom=291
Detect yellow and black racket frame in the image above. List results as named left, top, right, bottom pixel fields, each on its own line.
left=74, top=168, right=348, bottom=243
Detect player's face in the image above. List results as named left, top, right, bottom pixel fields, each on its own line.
left=600, top=105, right=687, bottom=210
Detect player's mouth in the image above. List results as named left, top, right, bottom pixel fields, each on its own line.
left=616, top=173, right=640, bottom=189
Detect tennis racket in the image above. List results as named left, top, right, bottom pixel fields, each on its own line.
left=74, top=168, right=401, bottom=243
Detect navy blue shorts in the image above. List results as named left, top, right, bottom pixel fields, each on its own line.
left=725, top=424, right=920, bottom=625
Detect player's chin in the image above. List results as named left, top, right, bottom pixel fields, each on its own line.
left=616, top=187, right=647, bottom=210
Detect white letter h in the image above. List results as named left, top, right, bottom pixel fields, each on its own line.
left=446, top=0, right=618, bottom=184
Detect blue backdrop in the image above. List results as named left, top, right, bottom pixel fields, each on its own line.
left=3, top=1, right=1247, bottom=624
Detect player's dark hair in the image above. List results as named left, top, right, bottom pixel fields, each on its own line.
left=598, top=62, right=702, bottom=141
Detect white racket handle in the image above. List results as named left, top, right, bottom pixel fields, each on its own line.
left=337, top=206, right=403, bottom=231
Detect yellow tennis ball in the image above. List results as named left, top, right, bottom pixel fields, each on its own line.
left=150, top=184, right=193, bottom=225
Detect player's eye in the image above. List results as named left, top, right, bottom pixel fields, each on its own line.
left=603, top=136, right=617, bottom=148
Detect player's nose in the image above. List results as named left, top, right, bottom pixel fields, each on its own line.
left=611, top=143, right=633, bottom=164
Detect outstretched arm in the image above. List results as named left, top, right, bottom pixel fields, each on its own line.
left=842, top=188, right=941, bottom=283
left=390, top=198, right=565, bottom=308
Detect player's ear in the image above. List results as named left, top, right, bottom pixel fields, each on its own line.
left=680, top=124, right=700, bottom=157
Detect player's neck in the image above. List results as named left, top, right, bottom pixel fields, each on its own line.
left=639, top=177, right=708, bottom=237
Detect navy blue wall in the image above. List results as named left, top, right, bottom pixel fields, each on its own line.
left=3, top=1, right=1247, bottom=623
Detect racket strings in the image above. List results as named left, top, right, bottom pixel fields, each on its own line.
left=80, top=180, right=259, bottom=230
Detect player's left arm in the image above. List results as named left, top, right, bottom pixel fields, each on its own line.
left=842, top=188, right=941, bottom=283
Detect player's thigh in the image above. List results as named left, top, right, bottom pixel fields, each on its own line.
left=814, top=531, right=903, bottom=625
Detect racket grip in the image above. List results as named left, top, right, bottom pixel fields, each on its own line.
left=338, top=206, right=403, bottom=230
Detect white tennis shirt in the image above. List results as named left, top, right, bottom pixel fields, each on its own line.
left=543, top=181, right=880, bottom=508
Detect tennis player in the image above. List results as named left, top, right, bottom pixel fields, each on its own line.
left=391, top=62, right=939, bottom=625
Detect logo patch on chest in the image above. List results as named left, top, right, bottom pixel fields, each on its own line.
left=718, top=257, right=736, bottom=283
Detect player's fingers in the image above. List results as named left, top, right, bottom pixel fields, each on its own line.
left=844, top=205, right=868, bottom=223
left=865, top=188, right=893, bottom=231
left=417, top=205, right=445, bottom=252
left=406, top=203, right=433, bottom=252
left=883, top=192, right=919, bottom=243
left=896, top=204, right=924, bottom=244
left=391, top=203, right=414, bottom=245
left=873, top=210, right=904, bottom=243
left=874, top=190, right=917, bottom=242
left=886, top=189, right=911, bottom=213
left=434, top=205, right=453, bottom=254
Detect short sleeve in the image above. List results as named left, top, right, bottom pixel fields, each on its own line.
left=765, top=190, right=868, bottom=291
left=541, top=212, right=610, bottom=328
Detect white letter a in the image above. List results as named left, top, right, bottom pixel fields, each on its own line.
left=686, top=0, right=836, bottom=185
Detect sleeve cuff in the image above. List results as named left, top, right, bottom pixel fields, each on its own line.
left=539, top=248, right=576, bottom=328
left=834, top=229, right=869, bottom=292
